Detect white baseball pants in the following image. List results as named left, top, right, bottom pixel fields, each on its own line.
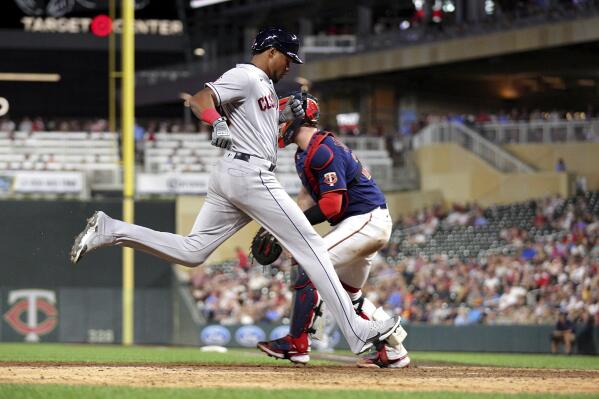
left=324, top=207, right=393, bottom=290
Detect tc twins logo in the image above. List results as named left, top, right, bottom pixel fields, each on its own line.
left=3, top=289, right=58, bottom=342
left=323, top=172, right=338, bottom=186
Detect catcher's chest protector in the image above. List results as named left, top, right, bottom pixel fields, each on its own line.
left=301, top=131, right=349, bottom=225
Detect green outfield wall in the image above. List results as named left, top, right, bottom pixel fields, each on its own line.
left=0, top=199, right=176, bottom=344
left=195, top=323, right=598, bottom=355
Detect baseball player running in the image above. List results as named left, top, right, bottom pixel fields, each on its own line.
left=69, top=27, right=400, bottom=354
left=254, top=92, right=410, bottom=368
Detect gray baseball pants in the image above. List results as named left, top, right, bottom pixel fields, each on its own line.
left=102, top=151, right=374, bottom=352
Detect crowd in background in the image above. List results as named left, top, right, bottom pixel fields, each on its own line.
left=186, top=194, right=598, bottom=330
left=292, top=0, right=596, bottom=39
left=370, top=195, right=598, bottom=326
left=0, top=116, right=108, bottom=133
left=3, top=107, right=596, bottom=139
left=382, top=194, right=597, bottom=325
left=405, top=109, right=597, bottom=136
left=359, top=0, right=599, bottom=47
left=186, top=249, right=294, bottom=326
left=0, top=116, right=208, bottom=135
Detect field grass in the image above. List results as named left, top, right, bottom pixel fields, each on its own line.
left=0, top=343, right=332, bottom=366
left=327, top=349, right=599, bottom=370
left=1, top=343, right=597, bottom=369
left=0, top=343, right=598, bottom=399
left=410, top=352, right=599, bottom=370
left=409, top=351, right=599, bottom=370
left=0, top=385, right=597, bottom=399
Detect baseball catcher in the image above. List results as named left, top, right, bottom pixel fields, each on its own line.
left=252, top=91, right=410, bottom=368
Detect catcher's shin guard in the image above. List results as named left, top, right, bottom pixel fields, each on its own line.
left=289, top=266, right=323, bottom=338
left=257, top=267, right=320, bottom=364
left=352, top=295, right=407, bottom=347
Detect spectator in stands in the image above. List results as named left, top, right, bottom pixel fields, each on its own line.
left=555, top=158, right=567, bottom=172
left=158, top=121, right=170, bottom=132
left=551, top=311, right=576, bottom=354
left=173, top=123, right=183, bottom=133
left=89, top=118, right=108, bottom=132
left=58, top=120, right=72, bottom=131
left=236, top=247, right=249, bottom=270
left=32, top=117, right=45, bottom=132
left=476, top=111, right=492, bottom=124
left=0, top=116, right=16, bottom=133
left=576, top=311, right=596, bottom=355
left=134, top=121, right=146, bottom=162
left=454, top=306, right=470, bottom=325
left=18, top=117, right=33, bottom=133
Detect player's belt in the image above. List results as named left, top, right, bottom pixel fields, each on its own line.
left=227, top=151, right=276, bottom=172
left=370, top=204, right=387, bottom=212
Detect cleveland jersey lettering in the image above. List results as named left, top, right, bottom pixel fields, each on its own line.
left=205, top=64, right=279, bottom=162
left=258, top=94, right=277, bottom=111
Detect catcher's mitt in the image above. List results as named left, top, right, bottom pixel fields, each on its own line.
left=251, top=227, right=282, bottom=265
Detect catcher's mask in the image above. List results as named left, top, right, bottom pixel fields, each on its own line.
left=278, top=91, right=320, bottom=148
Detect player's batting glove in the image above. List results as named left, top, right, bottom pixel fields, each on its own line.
left=278, top=96, right=305, bottom=123
left=211, top=117, right=232, bottom=150
left=251, top=227, right=283, bottom=265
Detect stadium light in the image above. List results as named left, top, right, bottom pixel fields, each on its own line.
left=0, top=97, right=8, bottom=117
left=577, top=79, right=596, bottom=87
left=190, top=0, right=231, bottom=8
left=0, top=73, right=61, bottom=82
left=442, top=1, right=455, bottom=13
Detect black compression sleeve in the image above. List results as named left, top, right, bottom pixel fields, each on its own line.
left=304, top=204, right=327, bottom=225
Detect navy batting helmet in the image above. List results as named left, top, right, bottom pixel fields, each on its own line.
left=252, top=27, right=303, bottom=64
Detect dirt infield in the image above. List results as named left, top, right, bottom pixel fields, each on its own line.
left=1, top=363, right=598, bottom=394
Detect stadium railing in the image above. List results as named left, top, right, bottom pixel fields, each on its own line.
left=477, top=119, right=599, bottom=144
left=302, top=34, right=356, bottom=54
left=413, top=122, right=535, bottom=173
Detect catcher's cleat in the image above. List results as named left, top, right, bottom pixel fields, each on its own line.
left=357, top=316, right=402, bottom=354
left=70, top=210, right=111, bottom=264
left=357, top=343, right=411, bottom=369
left=256, top=334, right=310, bottom=365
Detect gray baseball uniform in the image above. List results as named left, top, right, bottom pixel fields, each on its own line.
left=96, top=63, right=378, bottom=353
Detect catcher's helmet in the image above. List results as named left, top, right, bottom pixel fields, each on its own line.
left=278, top=91, right=320, bottom=148
left=252, top=27, right=303, bottom=64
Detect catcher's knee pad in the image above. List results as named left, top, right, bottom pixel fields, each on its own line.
left=352, top=295, right=407, bottom=347
left=292, top=265, right=311, bottom=290
left=289, top=266, right=323, bottom=338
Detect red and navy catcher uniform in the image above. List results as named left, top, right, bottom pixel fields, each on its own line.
left=295, top=131, right=386, bottom=227
left=256, top=92, right=410, bottom=368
